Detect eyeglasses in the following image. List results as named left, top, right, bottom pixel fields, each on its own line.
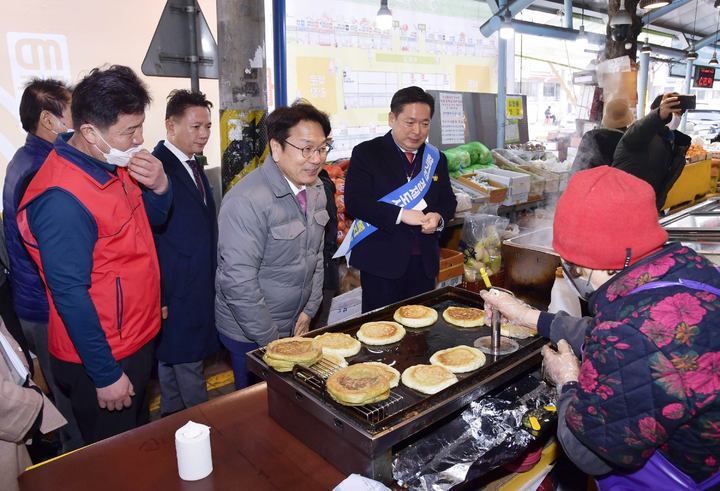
left=284, top=140, right=333, bottom=159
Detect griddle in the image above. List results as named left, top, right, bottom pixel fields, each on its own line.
left=246, top=286, right=547, bottom=483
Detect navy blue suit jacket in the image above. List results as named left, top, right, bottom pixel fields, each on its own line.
left=152, top=141, right=219, bottom=363
left=344, top=132, right=457, bottom=279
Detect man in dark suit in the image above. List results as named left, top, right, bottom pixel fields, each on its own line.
left=152, top=90, right=219, bottom=416
left=344, top=86, right=457, bottom=312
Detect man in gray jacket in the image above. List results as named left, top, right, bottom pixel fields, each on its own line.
left=215, top=101, right=331, bottom=389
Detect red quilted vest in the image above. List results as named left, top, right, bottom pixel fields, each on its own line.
left=17, top=150, right=160, bottom=363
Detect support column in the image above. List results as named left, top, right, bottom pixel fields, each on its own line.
left=218, top=0, right=270, bottom=193
left=564, top=0, right=573, bottom=29
left=186, top=0, right=200, bottom=92
left=637, top=50, right=650, bottom=118
left=497, top=37, right=508, bottom=149
left=273, top=0, right=287, bottom=108
left=680, top=59, right=693, bottom=132
left=496, top=0, right=508, bottom=149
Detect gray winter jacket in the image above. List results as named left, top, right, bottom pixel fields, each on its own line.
left=215, top=156, right=328, bottom=346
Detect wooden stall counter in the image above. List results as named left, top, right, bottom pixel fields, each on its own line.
left=19, top=383, right=345, bottom=491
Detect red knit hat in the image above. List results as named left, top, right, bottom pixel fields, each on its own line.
left=553, top=166, right=668, bottom=270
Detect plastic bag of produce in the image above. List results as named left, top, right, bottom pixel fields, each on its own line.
left=459, top=213, right=509, bottom=276
left=457, top=143, right=480, bottom=166
left=443, top=148, right=470, bottom=172
left=464, top=141, right=493, bottom=166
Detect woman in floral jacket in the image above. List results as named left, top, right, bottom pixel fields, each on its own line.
left=482, top=166, right=720, bottom=489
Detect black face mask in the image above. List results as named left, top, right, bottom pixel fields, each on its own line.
left=561, top=260, right=596, bottom=301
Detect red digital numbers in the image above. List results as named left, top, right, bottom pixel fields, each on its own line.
left=694, top=67, right=716, bottom=88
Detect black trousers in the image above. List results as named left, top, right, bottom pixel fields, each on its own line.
left=360, top=255, right=435, bottom=313
left=50, top=340, right=154, bottom=444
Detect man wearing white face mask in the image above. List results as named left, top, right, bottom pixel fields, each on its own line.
left=611, top=92, right=691, bottom=211
left=16, top=65, right=172, bottom=444
left=2, top=78, right=84, bottom=452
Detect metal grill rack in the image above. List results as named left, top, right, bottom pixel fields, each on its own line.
left=257, top=347, right=344, bottom=378
left=293, top=365, right=405, bottom=426
left=309, top=356, right=345, bottom=378
left=259, top=347, right=406, bottom=426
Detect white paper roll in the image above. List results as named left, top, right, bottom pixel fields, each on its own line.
left=175, top=420, right=213, bottom=481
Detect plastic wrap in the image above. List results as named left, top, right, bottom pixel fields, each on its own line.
left=459, top=213, right=509, bottom=276
left=392, top=378, right=555, bottom=490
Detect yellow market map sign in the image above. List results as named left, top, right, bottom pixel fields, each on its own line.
left=506, top=96, right=523, bottom=120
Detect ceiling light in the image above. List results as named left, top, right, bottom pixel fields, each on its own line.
left=715, top=0, right=720, bottom=8
left=499, top=13, right=514, bottom=40
left=577, top=25, right=589, bottom=49
left=711, top=10, right=720, bottom=64
left=376, top=0, right=393, bottom=30
left=641, top=38, right=652, bottom=53
left=640, top=0, right=670, bottom=10
left=610, top=0, right=632, bottom=26
left=686, top=42, right=698, bottom=60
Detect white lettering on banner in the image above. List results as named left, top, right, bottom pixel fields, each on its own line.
left=391, top=179, right=427, bottom=207
left=6, top=33, right=71, bottom=99
left=423, top=155, right=433, bottom=179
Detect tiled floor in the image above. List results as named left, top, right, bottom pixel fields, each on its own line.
left=147, top=350, right=237, bottom=421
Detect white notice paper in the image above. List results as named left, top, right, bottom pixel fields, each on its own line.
left=439, top=92, right=465, bottom=145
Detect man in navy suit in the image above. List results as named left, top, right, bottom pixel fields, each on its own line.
left=344, top=86, right=457, bottom=312
left=152, top=90, right=219, bottom=416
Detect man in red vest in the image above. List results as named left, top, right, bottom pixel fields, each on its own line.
left=17, top=65, right=171, bottom=444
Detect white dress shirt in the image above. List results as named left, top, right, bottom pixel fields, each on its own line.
left=164, top=139, right=199, bottom=187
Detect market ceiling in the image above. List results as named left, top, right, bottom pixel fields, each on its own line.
left=482, top=0, right=720, bottom=50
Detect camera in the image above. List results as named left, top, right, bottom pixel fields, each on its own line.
left=677, top=95, right=696, bottom=111
left=610, top=23, right=631, bottom=42
left=609, top=8, right=632, bottom=42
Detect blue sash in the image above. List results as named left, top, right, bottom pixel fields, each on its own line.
left=334, top=142, right=441, bottom=259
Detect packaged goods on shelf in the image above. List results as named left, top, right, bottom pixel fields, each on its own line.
left=686, top=144, right=708, bottom=163
left=324, top=159, right=353, bottom=244
left=492, top=150, right=546, bottom=199
left=474, top=168, right=531, bottom=206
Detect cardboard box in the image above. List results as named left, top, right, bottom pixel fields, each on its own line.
left=475, top=168, right=532, bottom=205
left=477, top=167, right=532, bottom=195
left=328, top=287, right=362, bottom=325
left=437, top=248, right=464, bottom=289
left=457, top=173, right=508, bottom=203
left=436, top=248, right=464, bottom=289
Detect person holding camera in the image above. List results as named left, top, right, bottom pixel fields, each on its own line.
left=611, top=92, right=691, bottom=211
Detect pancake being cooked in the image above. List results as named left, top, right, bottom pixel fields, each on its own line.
left=501, top=323, right=537, bottom=339
left=356, top=321, right=406, bottom=345
left=326, top=364, right=391, bottom=406
left=357, top=362, right=401, bottom=388
left=401, top=364, right=458, bottom=395
left=430, top=345, right=486, bottom=373
left=393, top=305, right=438, bottom=328
left=263, top=337, right=322, bottom=372
left=312, top=332, right=361, bottom=358
left=442, top=306, right=486, bottom=328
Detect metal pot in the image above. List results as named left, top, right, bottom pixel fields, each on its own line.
left=501, top=227, right=560, bottom=309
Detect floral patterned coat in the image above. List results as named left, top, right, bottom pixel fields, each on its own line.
left=545, top=243, right=720, bottom=482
